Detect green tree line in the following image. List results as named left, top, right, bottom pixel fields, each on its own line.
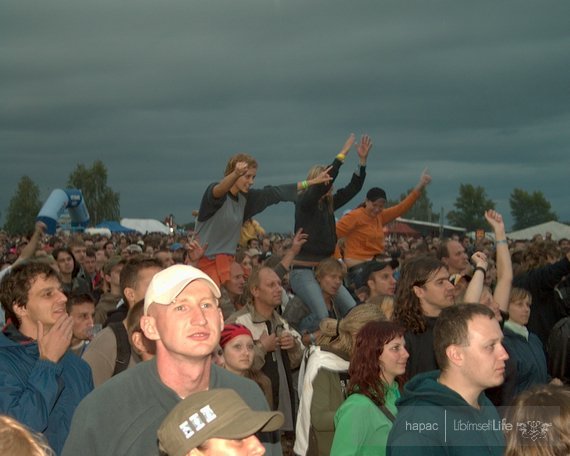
left=2, top=165, right=563, bottom=234
left=3, top=161, right=120, bottom=235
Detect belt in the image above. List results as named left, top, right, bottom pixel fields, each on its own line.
left=291, top=265, right=317, bottom=271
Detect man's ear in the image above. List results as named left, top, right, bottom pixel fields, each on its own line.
left=140, top=315, right=160, bottom=341
left=123, top=287, right=135, bottom=305
left=217, top=308, right=224, bottom=332
left=12, top=302, right=27, bottom=319
left=445, top=344, right=464, bottom=367
left=130, top=332, right=144, bottom=355
left=250, top=286, right=259, bottom=300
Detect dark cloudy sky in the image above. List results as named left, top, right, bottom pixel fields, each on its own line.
left=2, top=0, right=569, bottom=233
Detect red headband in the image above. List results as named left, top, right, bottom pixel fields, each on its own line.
left=220, top=324, right=253, bottom=348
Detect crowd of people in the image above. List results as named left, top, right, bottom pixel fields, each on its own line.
left=1, top=140, right=570, bottom=456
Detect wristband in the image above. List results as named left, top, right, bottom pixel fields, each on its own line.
left=474, top=266, right=487, bottom=278
left=301, top=180, right=309, bottom=190
left=496, top=239, right=507, bottom=245
left=336, top=153, right=346, bottom=161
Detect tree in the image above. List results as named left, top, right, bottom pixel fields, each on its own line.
left=447, top=184, right=496, bottom=231
left=67, top=160, right=120, bottom=225
left=388, top=188, right=436, bottom=222
left=4, top=176, right=42, bottom=235
left=510, top=188, right=558, bottom=230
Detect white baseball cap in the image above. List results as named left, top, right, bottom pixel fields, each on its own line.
left=144, top=264, right=221, bottom=315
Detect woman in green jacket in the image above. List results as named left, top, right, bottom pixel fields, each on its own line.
left=331, top=320, right=409, bottom=456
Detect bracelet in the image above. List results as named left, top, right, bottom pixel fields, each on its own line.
left=496, top=239, right=508, bottom=245
left=301, top=180, right=309, bottom=190
left=474, top=266, right=487, bottom=278
left=336, top=153, right=346, bottom=161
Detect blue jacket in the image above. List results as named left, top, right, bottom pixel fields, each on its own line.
left=0, top=324, right=93, bottom=455
left=502, top=326, right=549, bottom=403
left=387, top=370, right=505, bottom=456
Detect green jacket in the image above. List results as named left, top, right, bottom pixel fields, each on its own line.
left=331, top=383, right=400, bottom=456
left=387, top=370, right=505, bottom=456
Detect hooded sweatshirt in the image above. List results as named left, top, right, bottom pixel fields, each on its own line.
left=0, top=323, right=93, bottom=455
left=387, top=370, right=505, bottom=456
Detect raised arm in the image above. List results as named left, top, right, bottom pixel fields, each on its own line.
left=414, top=168, right=432, bottom=193
left=331, top=134, right=370, bottom=210
left=15, top=222, right=46, bottom=264
left=463, top=251, right=488, bottom=303
left=212, top=162, right=249, bottom=198
left=485, top=210, right=512, bottom=313
left=185, top=239, right=207, bottom=267
left=298, top=134, right=357, bottom=209
left=355, top=134, right=372, bottom=166
left=279, top=229, right=308, bottom=272
left=296, top=166, right=333, bottom=191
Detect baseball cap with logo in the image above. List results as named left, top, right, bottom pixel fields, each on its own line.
left=353, top=258, right=400, bottom=289
left=157, top=389, right=284, bottom=456
left=144, top=264, right=221, bottom=315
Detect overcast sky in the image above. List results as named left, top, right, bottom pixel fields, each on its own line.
left=2, top=0, right=569, bottom=233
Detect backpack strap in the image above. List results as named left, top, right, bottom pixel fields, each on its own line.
left=108, top=321, right=131, bottom=376
left=378, top=404, right=396, bottom=423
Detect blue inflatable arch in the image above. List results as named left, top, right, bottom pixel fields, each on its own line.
left=37, top=189, right=90, bottom=235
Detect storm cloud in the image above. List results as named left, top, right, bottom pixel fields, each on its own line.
left=2, top=0, right=569, bottom=231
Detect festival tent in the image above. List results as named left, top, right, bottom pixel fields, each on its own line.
left=507, top=221, right=570, bottom=241
left=95, top=220, right=136, bottom=233
left=385, top=220, right=421, bottom=237
left=120, top=218, right=170, bottom=234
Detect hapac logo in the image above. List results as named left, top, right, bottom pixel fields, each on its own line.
left=516, top=420, right=552, bottom=441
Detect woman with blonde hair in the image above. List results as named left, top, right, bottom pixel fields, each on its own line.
left=284, top=257, right=348, bottom=341
left=294, top=303, right=384, bottom=456
left=290, top=134, right=372, bottom=336
left=505, top=384, right=570, bottom=456
left=0, top=415, right=54, bottom=456
left=366, top=294, right=395, bottom=320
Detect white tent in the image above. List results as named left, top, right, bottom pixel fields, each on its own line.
left=120, top=218, right=170, bottom=234
left=507, top=221, right=570, bottom=241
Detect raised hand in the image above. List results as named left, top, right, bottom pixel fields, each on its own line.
left=187, top=239, right=207, bottom=264
left=339, top=133, right=356, bottom=156
left=38, top=315, right=73, bottom=363
left=233, top=161, right=249, bottom=177
left=419, top=168, right=432, bottom=187
left=35, top=221, right=47, bottom=234
left=356, top=135, right=373, bottom=163
left=290, top=228, right=309, bottom=256
left=471, top=251, right=488, bottom=271
left=311, top=166, right=333, bottom=186
left=484, top=210, right=505, bottom=234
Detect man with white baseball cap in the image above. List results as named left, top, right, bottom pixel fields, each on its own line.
left=158, top=388, right=284, bottom=456
left=63, top=265, right=281, bottom=456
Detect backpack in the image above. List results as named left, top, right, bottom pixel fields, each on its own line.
left=108, top=321, right=132, bottom=376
